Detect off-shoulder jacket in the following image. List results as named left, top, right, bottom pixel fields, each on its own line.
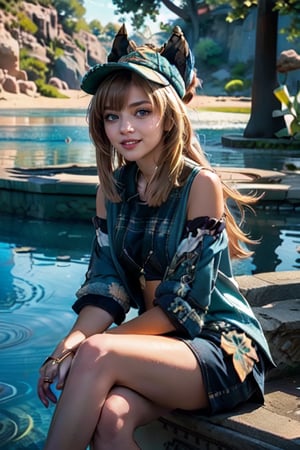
left=73, top=161, right=274, bottom=366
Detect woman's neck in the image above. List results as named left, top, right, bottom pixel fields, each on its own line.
left=137, top=166, right=158, bottom=202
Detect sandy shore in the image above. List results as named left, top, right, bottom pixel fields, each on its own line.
left=0, top=89, right=251, bottom=110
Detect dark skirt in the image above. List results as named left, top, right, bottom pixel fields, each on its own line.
left=178, top=321, right=266, bottom=415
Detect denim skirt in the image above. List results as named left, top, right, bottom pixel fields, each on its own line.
left=179, top=321, right=266, bottom=415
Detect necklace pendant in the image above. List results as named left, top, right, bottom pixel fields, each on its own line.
left=139, top=272, right=146, bottom=291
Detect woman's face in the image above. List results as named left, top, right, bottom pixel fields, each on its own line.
left=103, top=83, right=165, bottom=170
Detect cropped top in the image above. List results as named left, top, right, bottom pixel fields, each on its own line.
left=73, top=160, right=274, bottom=366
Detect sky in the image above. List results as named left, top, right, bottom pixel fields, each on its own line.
left=84, top=0, right=177, bottom=32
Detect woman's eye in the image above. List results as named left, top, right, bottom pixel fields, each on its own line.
left=136, top=109, right=151, bottom=118
left=104, top=113, right=118, bottom=121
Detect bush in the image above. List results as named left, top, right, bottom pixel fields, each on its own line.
left=20, top=55, right=48, bottom=82
left=0, top=0, right=20, bottom=12
left=231, top=62, right=248, bottom=78
left=224, top=79, right=244, bottom=95
left=194, top=38, right=223, bottom=68
left=35, top=80, right=69, bottom=98
left=74, top=38, right=86, bottom=52
left=17, top=11, right=38, bottom=34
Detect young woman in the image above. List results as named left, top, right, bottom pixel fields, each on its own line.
left=38, top=25, right=274, bottom=450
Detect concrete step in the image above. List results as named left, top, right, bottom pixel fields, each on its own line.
left=135, top=375, right=300, bottom=450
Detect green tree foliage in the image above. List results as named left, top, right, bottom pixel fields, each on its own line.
left=111, top=0, right=205, bottom=48
left=89, top=20, right=104, bottom=37
left=52, top=0, right=86, bottom=33
left=111, top=1, right=300, bottom=42
left=112, top=0, right=161, bottom=29
left=207, top=0, right=299, bottom=40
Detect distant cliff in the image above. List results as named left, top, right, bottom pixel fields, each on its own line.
left=0, top=2, right=106, bottom=96
left=0, top=2, right=298, bottom=98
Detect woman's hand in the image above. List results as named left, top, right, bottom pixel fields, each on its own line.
left=37, top=307, right=113, bottom=407
left=37, top=351, right=74, bottom=407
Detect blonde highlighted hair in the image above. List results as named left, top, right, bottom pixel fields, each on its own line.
left=87, top=70, right=257, bottom=259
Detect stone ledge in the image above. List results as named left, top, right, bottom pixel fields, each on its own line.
left=1, top=166, right=299, bottom=219
left=236, top=271, right=300, bottom=306
left=222, top=134, right=300, bottom=150
left=135, top=376, right=300, bottom=450
left=237, top=271, right=300, bottom=375
left=254, top=299, right=300, bottom=376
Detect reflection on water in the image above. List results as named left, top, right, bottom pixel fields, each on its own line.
left=0, top=110, right=300, bottom=448
left=0, top=217, right=92, bottom=449
left=0, top=210, right=299, bottom=448
left=0, top=109, right=299, bottom=171
left=245, top=210, right=300, bottom=273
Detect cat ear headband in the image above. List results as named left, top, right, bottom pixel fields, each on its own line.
left=81, top=24, right=196, bottom=99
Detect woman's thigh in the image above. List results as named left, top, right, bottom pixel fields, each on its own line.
left=76, top=333, right=208, bottom=411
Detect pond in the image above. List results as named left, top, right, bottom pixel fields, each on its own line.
left=0, top=109, right=299, bottom=449
left=0, top=109, right=299, bottom=171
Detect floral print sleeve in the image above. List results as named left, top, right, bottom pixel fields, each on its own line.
left=154, top=216, right=227, bottom=338
left=72, top=216, right=130, bottom=324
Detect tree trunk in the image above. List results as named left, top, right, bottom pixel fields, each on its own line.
left=244, top=0, right=286, bottom=138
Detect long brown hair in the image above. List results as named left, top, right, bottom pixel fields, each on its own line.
left=87, top=70, right=258, bottom=259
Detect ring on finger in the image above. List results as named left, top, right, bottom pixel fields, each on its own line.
left=43, top=376, right=53, bottom=383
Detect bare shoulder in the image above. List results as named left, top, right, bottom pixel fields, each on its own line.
left=96, top=185, right=107, bottom=219
left=187, top=168, right=224, bottom=220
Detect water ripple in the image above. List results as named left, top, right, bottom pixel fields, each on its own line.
left=0, top=382, right=48, bottom=449
left=0, top=321, right=32, bottom=349
left=0, top=277, right=45, bottom=312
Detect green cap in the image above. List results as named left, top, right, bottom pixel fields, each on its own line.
left=81, top=48, right=186, bottom=98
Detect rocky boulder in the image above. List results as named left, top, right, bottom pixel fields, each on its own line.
left=21, top=2, right=58, bottom=42
left=277, top=49, right=300, bottom=73
left=0, top=21, right=24, bottom=79
left=75, top=30, right=107, bottom=67
left=2, top=74, right=19, bottom=94
left=18, top=79, right=37, bottom=96
left=14, top=29, right=50, bottom=64
left=54, top=52, right=85, bottom=90
left=49, top=77, right=69, bottom=90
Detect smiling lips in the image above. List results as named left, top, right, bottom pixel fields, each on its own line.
left=120, top=139, right=141, bottom=150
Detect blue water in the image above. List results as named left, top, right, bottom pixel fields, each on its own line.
left=0, top=109, right=299, bottom=171
left=0, top=110, right=300, bottom=449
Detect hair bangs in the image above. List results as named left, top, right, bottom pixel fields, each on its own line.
left=97, top=71, right=158, bottom=117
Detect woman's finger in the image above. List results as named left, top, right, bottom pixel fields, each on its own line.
left=56, top=355, right=73, bottom=389
left=37, top=376, right=58, bottom=407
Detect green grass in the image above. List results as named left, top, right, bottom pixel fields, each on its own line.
left=194, top=105, right=251, bottom=114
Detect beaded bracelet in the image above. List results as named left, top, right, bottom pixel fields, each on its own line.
left=41, top=349, right=74, bottom=367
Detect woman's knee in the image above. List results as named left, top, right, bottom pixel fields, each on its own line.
left=72, top=333, right=112, bottom=371
left=94, top=388, right=136, bottom=443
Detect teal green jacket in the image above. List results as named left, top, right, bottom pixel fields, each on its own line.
left=73, top=161, right=274, bottom=366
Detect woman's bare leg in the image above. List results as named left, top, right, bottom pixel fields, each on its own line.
left=90, top=386, right=168, bottom=450
left=44, top=333, right=208, bottom=450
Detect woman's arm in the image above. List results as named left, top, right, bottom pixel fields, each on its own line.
left=51, top=306, right=114, bottom=355
left=187, top=169, right=224, bottom=220
left=107, top=304, right=175, bottom=335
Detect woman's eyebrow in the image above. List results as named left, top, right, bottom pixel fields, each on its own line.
left=104, top=99, right=151, bottom=111
left=128, top=100, right=152, bottom=108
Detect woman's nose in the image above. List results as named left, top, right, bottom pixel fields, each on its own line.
left=120, top=117, right=134, bottom=133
